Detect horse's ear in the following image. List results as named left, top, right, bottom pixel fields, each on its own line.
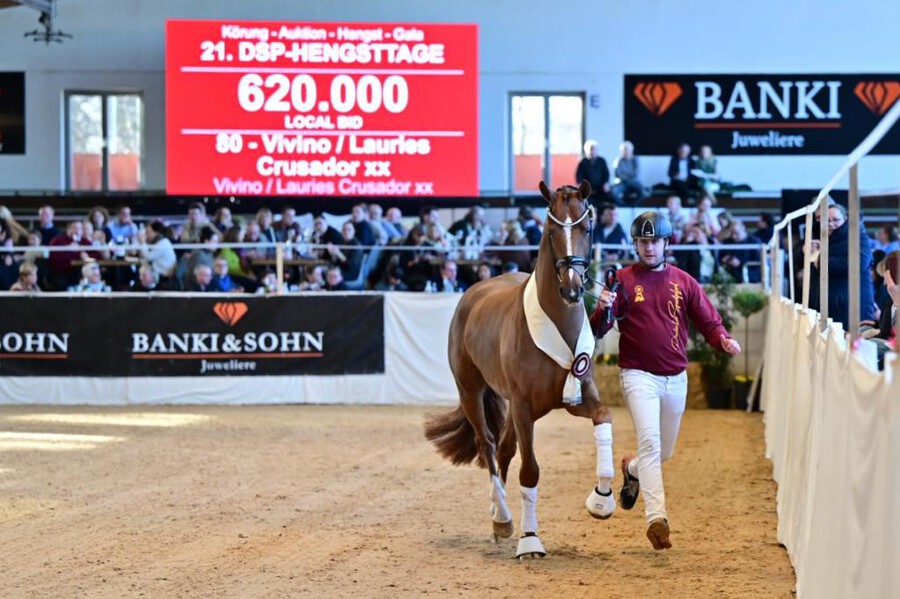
left=578, top=180, right=592, bottom=200
left=539, top=181, right=553, bottom=204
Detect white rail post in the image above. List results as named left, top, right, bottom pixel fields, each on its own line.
left=848, top=164, right=860, bottom=345
left=787, top=226, right=795, bottom=303
left=819, top=194, right=830, bottom=332
left=801, top=211, right=814, bottom=310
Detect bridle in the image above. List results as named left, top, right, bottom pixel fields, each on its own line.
left=545, top=199, right=594, bottom=283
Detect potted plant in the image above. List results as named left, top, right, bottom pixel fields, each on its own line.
left=687, top=271, right=736, bottom=409
left=731, top=288, right=767, bottom=410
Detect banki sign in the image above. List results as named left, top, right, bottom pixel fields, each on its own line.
left=624, top=74, right=900, bottom=155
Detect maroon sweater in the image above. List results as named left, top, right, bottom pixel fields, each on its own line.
left=590, top=263, right=729, bottom=376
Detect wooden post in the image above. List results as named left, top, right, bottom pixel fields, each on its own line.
left=275, top=243, right=285, bottom=295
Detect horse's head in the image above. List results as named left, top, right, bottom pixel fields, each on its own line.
left=538, top=180, right=594, bottom=305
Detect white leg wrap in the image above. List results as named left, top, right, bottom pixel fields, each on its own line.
left=520, top=485, right=538, bottom=534
left=593, top=423, right=614, bottom=493
left=490, top=474, right=512, bottom=523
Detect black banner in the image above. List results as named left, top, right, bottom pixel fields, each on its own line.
left=0, top=295, right=384, bottom=376
left=624, top=74, right=900, bottom=155
left=0, top=72, right=25, bottom=155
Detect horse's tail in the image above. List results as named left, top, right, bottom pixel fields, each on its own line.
left=424, top=388, right=506, bottom=469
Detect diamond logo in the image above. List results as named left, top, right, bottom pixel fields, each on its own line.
left=633, top=82, right=683, bottom=116
left=854, top=81, right=900, bottom=115
left=213, top=302, right=248, bottom=326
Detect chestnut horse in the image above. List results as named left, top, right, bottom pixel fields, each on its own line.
left=424, top=181, right=616, bottom=559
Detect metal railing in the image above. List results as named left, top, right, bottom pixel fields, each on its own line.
left=765, top=98, right=900, bottom=343
left=0, top=238, right=769, bottom=295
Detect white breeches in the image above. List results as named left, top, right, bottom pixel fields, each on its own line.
left=620, top=368, right=687, bottom=523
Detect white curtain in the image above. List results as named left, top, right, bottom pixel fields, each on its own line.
left=762, top=297, right=899, bottom=598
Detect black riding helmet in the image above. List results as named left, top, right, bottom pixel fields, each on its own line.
left=630, top=211, right=673, bottom=239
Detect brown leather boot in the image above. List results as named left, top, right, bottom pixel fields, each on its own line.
left=647, top=518, right=672, bottom=550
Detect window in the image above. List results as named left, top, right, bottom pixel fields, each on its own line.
left=65, top=92, right=143, bottom=191
left=510, top=93, right=584, bottom=195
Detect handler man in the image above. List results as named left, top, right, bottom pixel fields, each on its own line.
left=590, top=211, right=741, bottom=550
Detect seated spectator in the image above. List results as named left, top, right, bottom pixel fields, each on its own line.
left=211, top=256, right=243, bottom=292
left=667, top=143, right=695, bottom=202
left=21, top=230, right=50, bottom=287
left=691, top=145, right=722, bottom=196
left=48, top=220, right=95, bottom=290
left=323, top=266, right=348, bottom=291
left=310, top=214, right=343, bottom=259
left=298, top=264, right=326, bottom=292
left=517, top=206, right=543, bottom=262
left=275, top=206, right=302, bottom=242
left=107, top=206, right=138, bottom=245
left=83, top=219, right=110, bottom=254
left=372, top=255, right=408, bottom=291
left=398, top=225, right=432, bottom=291
left=176, top=226, right=218, bottom=289
left=418, top=204, right=440, bottom=228
left=436, top=259, right=466, bottom=293
left=9, top=261, right=41, bottom=293
left=754, top=213, right=778, bottom=244
left=132, top=263, right=159, bottom=292
left=875, top=253, right=899, bottom=337
left=449, top=205, right=492, bottom=248
left=423, top=221, right=457, bottom=260
left=719, top=221, right=763, bottom=283
left=675, top=223, right=715, bottom=283
left=871, top=250, right=889, bottom=311
left=137, top=220, right=177, bottom=283
left=22, top=230, right=46, bottom=261
left=211, top=207, right=234, bottom=233
left=575, top=139, right=611, bottom=203
left=256, top=208, right=277, bottom=250
left=256, top=270, right=278, bottom=295
left=179, top=202, right=209, bottom=244
left=380, top=206, right=407, bottom=242
left=611, top=141, right=645, bottom=206
left=688, top=194, right=720, bottom=239
left=876, top=225, right=900, bottom=253
left=217, top=225, right=248, bottom=277
left=593, top=203, right=630, bottom=261
left=71, top=262, right=111, bottom=293
left=476, top=261, right=495, bottom=282
left=240, top=220, right=266, bottom=271
left=348, top=203, right=383, bottom=247
left=496, top=219, right=533, bottom=273
left=665, top=195, right=689, bottom=243
left=325, top=222, right=363, bottom=282
left=715, top=211, right=737, bottom=243
left=37, top=204, right=59, bottom=246
left=87, top=206, right=111, bottom=239
left=185, top=263, right=221, bottom=292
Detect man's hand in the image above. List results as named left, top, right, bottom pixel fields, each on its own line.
left=596, top=288, right=617, bottom=310
left=721, top=335, right=742, bottom=355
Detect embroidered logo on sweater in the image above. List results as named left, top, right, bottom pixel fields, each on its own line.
left=667, top=282, right=684, bottom=350
left=634, top=285, right=645, bottom=302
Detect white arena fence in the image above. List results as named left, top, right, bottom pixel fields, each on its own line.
left=761, top=98, right=900, bottom=598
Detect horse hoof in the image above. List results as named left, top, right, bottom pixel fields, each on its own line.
left=492, top=519, right=514, bottom=540
left=516, top=534, right=546, bottom=559
left=585, top=487, right=617, bottom=519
